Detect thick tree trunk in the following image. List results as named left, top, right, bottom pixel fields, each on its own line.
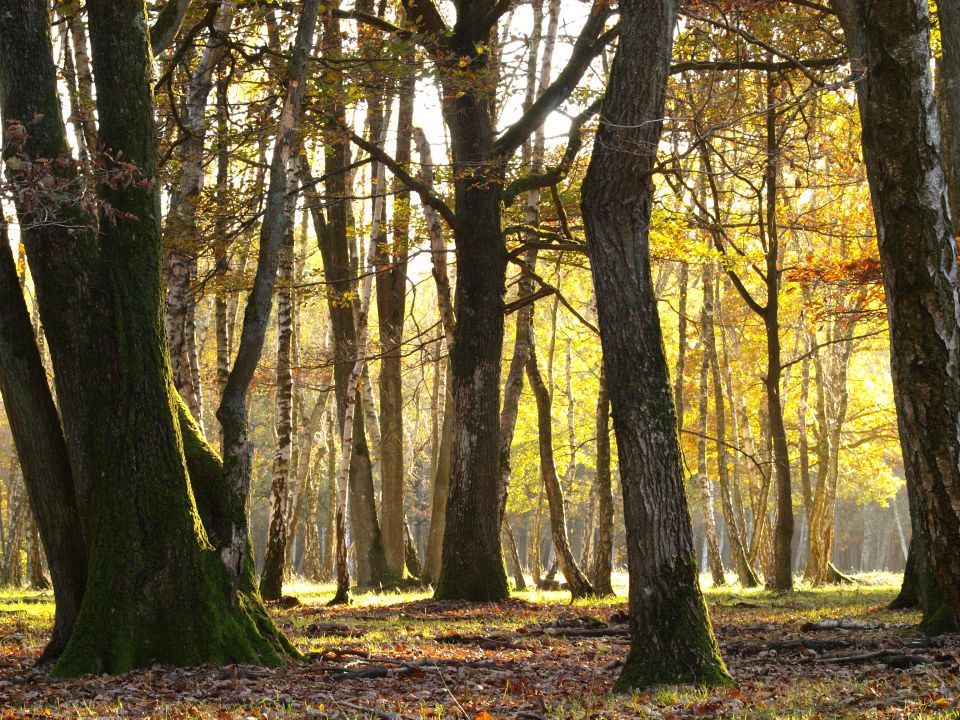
left=433, top=90, right=510, bottom=601
left=0, top=0, right=298, bottom=676
left=832, top=0, right=960, bottom=631
left=580, top=0, right=731, bottom=688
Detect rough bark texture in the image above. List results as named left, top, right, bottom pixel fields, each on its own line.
left=0, top=0, right=296, bottom=676
left=580, top=0, right=731, bottom=688
left=433, top=64, right=511, bottom=601
left=832, top=0, right=960, bottom=630
left=0, top=228, right=86, bottom=661
left=937, top=0, right=960, bottom=231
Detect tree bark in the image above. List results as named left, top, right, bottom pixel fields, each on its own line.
left=526, top=335, right=594, bottom=599
left=696, top=290, right=726, bottom=587
left=831, top=0, right=960, bottom=631
left=580, top=0, right=731, bottom=688
left=703, top=266, right=758, bottom=587
left=590, top=368, right=614, bottom=596
left=414, top=128, right=455, bottom=586
left=259, top=157, right=299, bottom=601
left=164, top=1, right=235, bottom=429
left=376, top=33, right=416, bottom=578
left=0, top=227, right=86, bottom=660
left=0, top=0, right=298, bottom=675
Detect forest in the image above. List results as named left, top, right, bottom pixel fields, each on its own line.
left=0, top=0, right=959, bottom=717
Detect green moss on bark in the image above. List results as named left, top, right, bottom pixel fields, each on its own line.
left=615, top=555, right=734, bottom=692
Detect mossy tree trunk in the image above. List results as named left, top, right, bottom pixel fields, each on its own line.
left=580, top=0, right=732, bottom=689
left=0, top=0, right=299, bottom=676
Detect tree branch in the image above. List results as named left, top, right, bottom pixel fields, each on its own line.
left=493, top=1, right=615, bottom=156
left=348, top=131, right=458, bottom=230
left=670, top=56, right=845, bottom=75
left=150, top=0, right=194, bottom=55
left=502, top=100, right=601, bottom=204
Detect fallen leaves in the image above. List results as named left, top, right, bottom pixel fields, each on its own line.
left=0, top=583, right=957, bottom=719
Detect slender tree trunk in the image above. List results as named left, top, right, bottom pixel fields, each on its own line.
left=591, top=368, right=614, bottom=596
left=526, top=336, right=594, bottom=599
left=937, top=0, right=960, bottom=232
left=259, top=157, right=299, bottom=601
left=581, top=0, right=730, bottom=688
left=164, top=1, right=235, bottom=428
left=0, top=228, right=85, bottom=659
left=697, top=291, right=725, bottom=586
left=304, top=11, right=392, bottom=589
left=414, top=128, right=456, bottom=586
left=703, top=266, right=758, bottom=587
left=377, top=40, right=415, bottom=578
left=502, top=520, right=527, bottom=590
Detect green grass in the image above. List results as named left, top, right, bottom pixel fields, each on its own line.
left=1, top=572, right=955, bottom=719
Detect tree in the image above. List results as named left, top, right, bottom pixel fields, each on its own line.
left=0, top=0, right=305, bottom=676
left=580, top=0, right=732, bottom=689
left=831, top=0, right=960, bottom=631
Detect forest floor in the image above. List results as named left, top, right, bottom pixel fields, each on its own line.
left=0, top=573, right=958, bottom=719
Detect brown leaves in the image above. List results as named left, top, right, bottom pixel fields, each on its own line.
left=1, top=586, right=958, bottom=719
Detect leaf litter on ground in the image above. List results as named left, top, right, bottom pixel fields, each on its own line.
left=0, top=573, right=958, bottom=719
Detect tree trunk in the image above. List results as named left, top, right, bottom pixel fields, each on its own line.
left=580, top=0, right=731, bottom=688
left=762, top=70, right=794, bottom=592
left=304, top=11, right=392, bottom=590
left=937, top=0, right=960, bottom=232
left=591, top=368, right=614, bottom=596
left=414, top=128, right=455, bottom=587
left=0, top=0, right=299, bottom=675
left=0, top=228, right=85, bottom=659
left=832, top=0, right=960, bottom=631
left=696, top=291, right=725, bottom=587
left=164, top=1, right=235, bottom=429
left=259, top=157, right=298, bottom=601
left=526, top=336, right=594, bottom=599
left=703, top=266, right=758, bottom=587
left=433, top=92, right=511, bottom=602
left=376, top=66, right=414, bottom=578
